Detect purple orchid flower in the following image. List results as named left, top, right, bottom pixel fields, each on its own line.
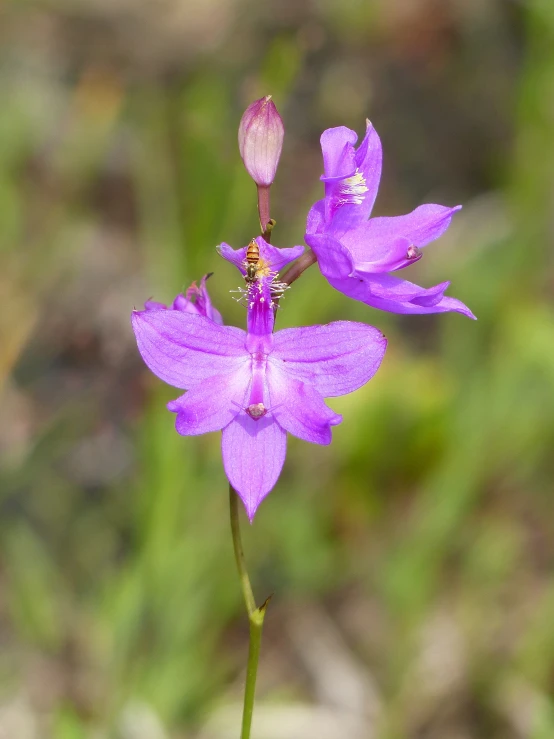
left=305, top=121, right=475, bottom=319
left=144, top=273, right=223, bottom=325
left=132, top=274, right=387, bottom=520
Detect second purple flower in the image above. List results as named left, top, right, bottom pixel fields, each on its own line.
left=305, top=121, right=475, bottom=319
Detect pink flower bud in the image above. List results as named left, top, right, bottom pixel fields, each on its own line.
left=238, top=95, right=284, bottom=187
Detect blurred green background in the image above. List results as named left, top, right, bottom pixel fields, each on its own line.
left=1, top=0, right=553, bottom=737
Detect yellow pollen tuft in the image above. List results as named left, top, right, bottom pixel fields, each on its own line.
left=339, top=169, right=368, bottom=205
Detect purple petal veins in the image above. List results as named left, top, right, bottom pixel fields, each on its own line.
left=305, top=121, right=475, bottom=319
left=131, top=310, right=247, bottom=389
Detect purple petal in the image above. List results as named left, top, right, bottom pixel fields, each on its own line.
left=217, top=242, right=246, bottom=271
left=327, top=274, right=476, bottom=318
left=267, top=365, right=341, bottom=445
left=172, top=294, right=193, bottom=311
left=172, top=293, right=216, bottom=319
left=144, top=299, right=167, bottom=310
left=347, top=204, right=461, bottom=266
left=222, top=415, right=287, bottom=521
left=321, top=127, right=359, bottom=225
left=145, top=275, right=223, bottom=325
left=271, top=321, right=387, bottom=397
left=218, top=236, right=304, bottom=275
left=348, top=236, right=419, bottom=274
left=368, top=290, right=476, bottom=317
left=167, top=369, right=250, bottom=435
left=361, top=273, right=450, bottom=303
left=132, top=310, right=249, bottom=389
left=320, top=126, right=358, bottom=179
left=305, top=199, right=325, bottom=235
left=209, top=305, right=224, bottom=325
left=182, top=274, right=224, bottom=324
left=354, top=121, right=382, bottom=211
left=315, top=122, right=383, bottom=235
left=329, top=121, right=383, bottom=235
left=304, top=233, right=354, bottom=280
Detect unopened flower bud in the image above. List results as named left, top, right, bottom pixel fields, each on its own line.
left=238, top=95, right=284, bottom=187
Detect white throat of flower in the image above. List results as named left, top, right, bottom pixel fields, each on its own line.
left=338, top=169, right=368, bottom=205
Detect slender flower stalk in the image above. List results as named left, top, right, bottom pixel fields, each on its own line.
left=229, top=485, right=270, bottom=739
left=257, top=185, right=271, bottom=237
left=280, top=248, right=318, bottom=288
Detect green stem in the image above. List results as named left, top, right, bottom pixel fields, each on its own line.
left=229, top=485, right=270, bottom=739
left=241, top=611, right=264, bottom=739
left=229, top=484, right=257, bottom=615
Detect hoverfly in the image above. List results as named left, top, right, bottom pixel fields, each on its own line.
left=243, top=238, right=270, bottom=285
left=230, top=237, right=288, bottom=307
